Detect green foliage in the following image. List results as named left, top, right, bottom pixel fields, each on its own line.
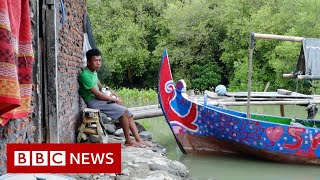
left=142, top=121, right=151, bottom=131
left=88, top=0, right=320, bottom=94
left=152, top=0, right=225, bottom=89
left=116, top=87, right=158, bottom=107
left=220, top=0, right=320, bottom=93
left=115, top=88, right=157, bottom=130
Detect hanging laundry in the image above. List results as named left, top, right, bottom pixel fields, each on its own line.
left=0, top=0, right=34, bottom=126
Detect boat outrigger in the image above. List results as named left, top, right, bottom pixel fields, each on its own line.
left=158, top=33, right=320, bottom=164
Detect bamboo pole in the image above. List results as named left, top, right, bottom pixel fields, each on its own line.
left=297, top=75, right=320, bottom=80
left=254, top=33, right=304, bottom=42
left=132, top=109, right=163, bottom=120
left=128, top=104, right=159, bottom=112
left=208, top=100, right=319, bottom=106
left=283, top=74, right=297, bottom=78
left=234, top=97, right=311, bottom=101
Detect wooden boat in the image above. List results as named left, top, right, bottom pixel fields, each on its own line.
left=158, top=49, right=320, bottom=164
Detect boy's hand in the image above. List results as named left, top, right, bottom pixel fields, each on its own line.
left=116, top=98, right=122, bottom=105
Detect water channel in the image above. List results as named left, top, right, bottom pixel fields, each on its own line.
left=141, top=105, right=320, bottom=180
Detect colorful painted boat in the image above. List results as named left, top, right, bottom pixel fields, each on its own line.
left=158, top=49, right=320, bottom=164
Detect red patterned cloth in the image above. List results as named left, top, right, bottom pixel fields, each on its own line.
left=0, top=0, right=34, bottom=126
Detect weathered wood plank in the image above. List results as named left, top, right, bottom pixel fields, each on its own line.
left=30, top=0, right=43, bottom=143
left=45, top=2, right=59, bottom=143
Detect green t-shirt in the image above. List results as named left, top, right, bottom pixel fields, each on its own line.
left=79, top=68, right=99, bottom=103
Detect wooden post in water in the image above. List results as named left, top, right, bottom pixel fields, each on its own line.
left=247, top=33, right=255, bottom=118
left=280, top=105, right=285, bottom=117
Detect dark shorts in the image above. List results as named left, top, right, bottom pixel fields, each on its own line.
left=87, top=98, right=133, bottom=120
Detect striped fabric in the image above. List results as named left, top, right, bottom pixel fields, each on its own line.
left=0, top=0, right=34, bottom=126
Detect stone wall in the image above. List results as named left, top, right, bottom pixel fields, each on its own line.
left=58, top=0, right=87, bottom=143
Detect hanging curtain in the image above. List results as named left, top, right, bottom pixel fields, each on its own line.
left=0, top=0, right=34, bottom=126
left=297, top=38, right=320, bottom=76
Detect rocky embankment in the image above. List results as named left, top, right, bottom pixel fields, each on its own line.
left=68, top=114, right=189, bottom=180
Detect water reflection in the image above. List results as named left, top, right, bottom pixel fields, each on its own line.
left=180, top=154, right=320, bottom=180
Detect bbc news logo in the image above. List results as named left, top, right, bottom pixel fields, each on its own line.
left=14, top=151, right=67, bottom=166
left=7, top=144, right=121, bottom=173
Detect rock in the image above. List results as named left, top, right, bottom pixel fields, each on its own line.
left=100, top=113, right=113, bottom=124
left=102, top=135, right=108, bottom=143
left=89, top=134, right=99, bottom=142
left=168, top=161, right=189, bottom=178
left=112, top=135, right=124, bottom=141
left=115, top=128, right=124, bottom=137
left=149, top=163, right=167, bottom=171
left=74, top=174, right=92, bottom=179
left=121, top=167, right=132, bottom=176
left=89, top=134, right=108, bottom=143
left=109, top=173, right=117, bottom=179
left=135, top=122, right=146, bottom=132
left=149, top=159, right=189, bottom=179
left=66, top=131, right=189, bottom=180
left=103, top=123, right=117, bottom=134
left=93, top=174, right=100, bottom=179
left=144, top=170, right=183, bottom=180
left=118, top=141, right=188, bottom=179
left=97, top=176, right=113, bottom=180
left=126, top=162, right=150, bottom=178
left=151, top=143, right=166, bottom=153
left=116, top=176, right=130, bottom=180
left=139, top=131, right=152, bottom=140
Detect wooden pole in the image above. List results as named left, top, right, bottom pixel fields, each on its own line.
left=280, top=105, right=285, bottom=117
left=246, top=32, right=305, bottom=119
left=45, top=0, right=59, bottom=143
left=247, top=32, right=255, bottom=118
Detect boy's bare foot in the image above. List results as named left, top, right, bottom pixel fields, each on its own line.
left=137, top=140, right=152, bottom=147
left=124, top=141, right=139, bottom=147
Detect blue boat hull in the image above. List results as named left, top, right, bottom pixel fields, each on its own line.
left=158, top=50, right=320, bottom=164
